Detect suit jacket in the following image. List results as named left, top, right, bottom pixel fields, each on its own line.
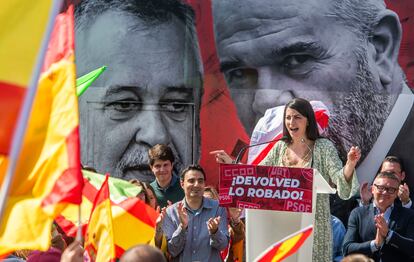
left=395, top=191, right=414, bottom=210
left=343, top=204, right=414, bottom=262
left=389, top=98, right=414, bottom=205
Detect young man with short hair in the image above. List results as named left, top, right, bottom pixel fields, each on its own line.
left=149, top=144, right=184, bottom=208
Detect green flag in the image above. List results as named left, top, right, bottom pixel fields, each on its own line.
left=76, top=66, right=106, bottom=97
left=82, top=170, right=142, bottom=203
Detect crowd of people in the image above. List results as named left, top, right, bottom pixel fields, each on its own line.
left=4, top=0, right=414, bottom=259
left=67, top=0, right=414, bottom=260
left=4, top=98, right=414, bottom=262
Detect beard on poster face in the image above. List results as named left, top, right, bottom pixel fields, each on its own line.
left=236, top=46, right=396, bottom=164
left=111, top=142, right=184, bottom=183
left=326, top=50, right=396, bottom=162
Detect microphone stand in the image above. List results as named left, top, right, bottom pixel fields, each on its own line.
left=234, top=139, right=278, bottom=164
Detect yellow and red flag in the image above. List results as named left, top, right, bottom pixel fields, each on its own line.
left=56, top=171, right=158, bottom=258
left=84, top=175, right=116, bottom=262
left=0, top=1, right=83, bottom=255
left=0, top=1, right=55, bottom=154
left=255, top=225, right=313, bottom=262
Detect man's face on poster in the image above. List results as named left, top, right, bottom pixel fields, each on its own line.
left=213, top=0, right=398, bottom=159
left=76, top=11, right=202, bottom=182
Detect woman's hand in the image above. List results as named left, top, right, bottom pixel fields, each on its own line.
left=210, top=150, right=234, bottom=164
left=343, top=146, right=361, bottom=182
left=347, top=146, right=361, bottom=167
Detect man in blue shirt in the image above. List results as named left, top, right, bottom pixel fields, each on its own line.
left=149, top=144, right=184, bottom=208
left=331, top=215, right=346, bottom=262
left=163, top=165, right=229, bottom=261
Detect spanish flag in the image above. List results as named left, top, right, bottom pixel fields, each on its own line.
left=0, top=1, right=83, bottom=255
left=56, top=171, right=158, bottom=258
left=84, top=175, right=116, bottom=262
left=255, top=225, right=313, bottom=262
left=0, top=1, right=55, bottom=154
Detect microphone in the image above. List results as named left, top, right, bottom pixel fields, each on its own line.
left=234, top=139, right=278, bottom=164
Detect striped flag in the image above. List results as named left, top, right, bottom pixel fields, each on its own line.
left=0, top=2, right=83, bottom=255
left=0, top=1, right=55, bottom=154
left=84, top=175, right=116, bottom=262
left=255, top=225, right=313, bottom=262
left=56, top=171, right=158, bottom=258
left=248, top=101, right=330, bottom=164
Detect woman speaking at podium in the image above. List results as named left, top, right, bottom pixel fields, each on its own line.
left=212, top=98, right=360, bottom=262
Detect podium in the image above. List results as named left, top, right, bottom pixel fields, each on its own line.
left=218, top=164, right=335, bottom=262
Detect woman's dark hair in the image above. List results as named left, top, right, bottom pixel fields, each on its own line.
left=129, top=179, right=158, bottom=207
left=142, top=182, right=158, bottom=207
left=282, top=98, right=320, bottom=143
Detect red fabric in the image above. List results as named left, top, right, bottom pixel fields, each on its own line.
left=187, top=0, right=250, bottom=187
left=26, top=247, right=62, bottom=262
left=57, top=177, right=157, bottom=237
left=314, top=110, right=329, bottom=129
left=41, top=128, right=83, bottom=207
left=41, top=5, right=74, bottom=73
left=386, top=1, right=414, bottom=88
left=0, top=81, right=26, bottom=154
left=258, top=227, right=313, bottom=262
left=251, top=134, right=283, bottom=165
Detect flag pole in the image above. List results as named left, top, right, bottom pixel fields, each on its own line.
left=76, top=205, right=83, bottom=242
left=0, top=0, right=64, bottom=223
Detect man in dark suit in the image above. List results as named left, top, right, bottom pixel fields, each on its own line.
left=343, top=172, right=414, bottom=261
left=360, top=156, right=413, bottom=209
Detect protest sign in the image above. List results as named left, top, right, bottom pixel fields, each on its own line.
left=219, top=164, right=313, bottom=213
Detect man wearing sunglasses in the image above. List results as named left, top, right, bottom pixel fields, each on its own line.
left=343, top=172, right=414, bottom=261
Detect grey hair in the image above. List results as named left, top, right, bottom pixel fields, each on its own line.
left=330, top=0, right=405, bottom=87
left=75, top=0, right=195, bottom=30
left=329, top=0, right=385, bottom=40
left=74, top=0, right=203, bottom=75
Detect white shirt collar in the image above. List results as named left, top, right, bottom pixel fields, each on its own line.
left=373, top=202, right=394, bottom=222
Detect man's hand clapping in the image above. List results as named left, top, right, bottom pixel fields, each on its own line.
left=177, top=202, right=188, bottom=229
left=207, top=216, right=221, bottom=235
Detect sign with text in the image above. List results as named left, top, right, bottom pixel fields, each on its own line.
left=219, top=164, right=313, bottom=213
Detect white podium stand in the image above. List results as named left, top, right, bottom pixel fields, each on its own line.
left=246, top=170, right=335, bottom=262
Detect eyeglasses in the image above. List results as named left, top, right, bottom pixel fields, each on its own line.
left=373, top=184, right=398, bottom=194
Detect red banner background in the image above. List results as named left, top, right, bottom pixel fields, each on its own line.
left=219, top=164, right=313, bottom=213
